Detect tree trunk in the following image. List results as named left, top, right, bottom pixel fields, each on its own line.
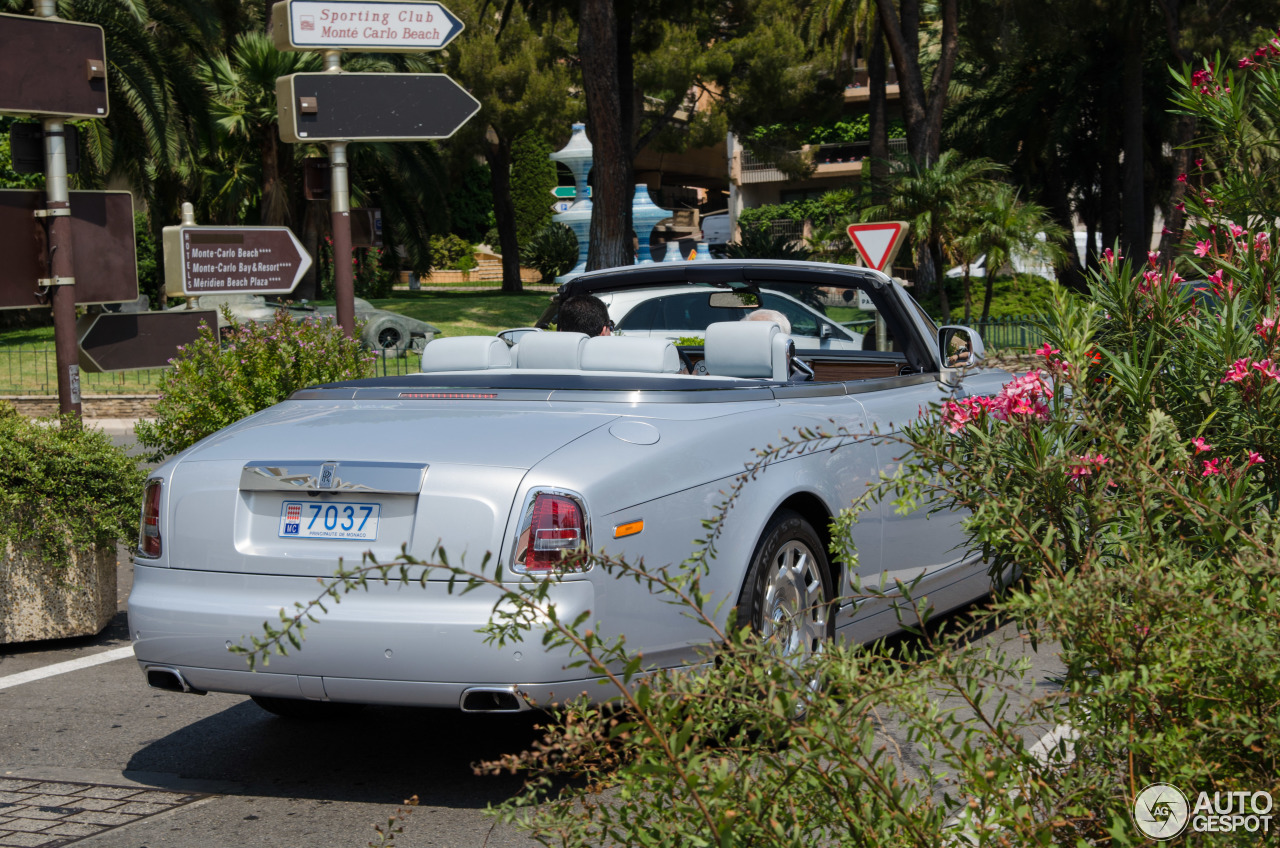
left=579, top=0, right=633, bottom=270
left=981, top=272, right=995, bottom=322
left=868, top=20, right=890, bottom=204
left=487, top=137, right=524, bottom=293
left=1100, top=113, right=1121, bottom=257
left=931, top=242, right=949, bottom=319
left=295, top=198, right=327, bottom=301
left=963, top=266, right=972, bottom=323
left=1120, top=4, right=1146, bottom=259
left=1159, top=114, right=1196, bottom=258
left=259, top=127, right=287, bottom=226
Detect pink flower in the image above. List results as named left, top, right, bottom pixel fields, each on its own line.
left=1194, top=158, right=1204, bottom=169
left=1102, top=247, right=1116, bottom=264
left=1194, top=240, right=1212, bottom=257
left=1202, top=458, right=1222, bottom=476
left=1240, top=57, right=1255, bottom=68
left=1257, top=317, right=1277, bottom=337
left=1068, top=452, right=1110, bottom=480
left=1247, top=451, right=1265, bottom=466
left=1035, top=342, right=1060, bottom=359
left=1177, top=174, right=1188, bottom=183
left=1230, top=224, right=1246, bottom=238
left=1175, top=201, right=1185, bottom=213
left=1222, top=358, right=1251, bottom=383
left=1191, top=437, right=1213, bottom=453
left=1252, top=359, right=1280, bottom=381
left=1147, top=250, right=1160, bottom=267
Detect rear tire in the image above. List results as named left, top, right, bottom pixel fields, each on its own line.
left=736, top=510, right=836, bottom=704
left=250, top=695, right=365, bottom=720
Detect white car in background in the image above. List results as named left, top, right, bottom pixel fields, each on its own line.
left=593, top=286, right=866, bottom=351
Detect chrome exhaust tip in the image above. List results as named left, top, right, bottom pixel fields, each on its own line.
left=145, top=666, right=206, bottom=695
left=459, top=686, right=529, bottom=713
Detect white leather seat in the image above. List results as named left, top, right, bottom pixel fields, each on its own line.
left=702, top=321, right=793, bottom=381
left=419, top=336, right=512, bottom=372
left=514, top=332, right=588, bottom=370
left=580, top=336, right=681, bottom=373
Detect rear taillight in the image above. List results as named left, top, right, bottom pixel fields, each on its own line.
left=139, top=479, right=162, bottom=558
left=513, top=490, right=590, bottom=574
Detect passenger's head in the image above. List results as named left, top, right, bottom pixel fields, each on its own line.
left=742, top=308, right=791, bottom=334
left=558, top=295, right=613, bottom=337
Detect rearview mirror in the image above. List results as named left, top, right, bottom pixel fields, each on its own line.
left=708, top=291, right=759, bottom=308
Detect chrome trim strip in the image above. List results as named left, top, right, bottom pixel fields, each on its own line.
left=239, top=461, right=427, bottom=494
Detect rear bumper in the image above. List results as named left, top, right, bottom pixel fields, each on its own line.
left=128, top=563, right=601, bottom=709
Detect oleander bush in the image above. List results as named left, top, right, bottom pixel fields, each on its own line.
left=134, top=308, right=372, bottom=461
left=0, top=403, right=144, bottom=568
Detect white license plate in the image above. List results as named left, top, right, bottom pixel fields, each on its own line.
left=278, top=501, right=381, bottom=540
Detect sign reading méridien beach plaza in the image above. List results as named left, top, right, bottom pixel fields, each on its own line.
left=272, top=0, right=464, bottom=51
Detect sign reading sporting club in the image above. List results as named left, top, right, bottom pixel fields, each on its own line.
left=272, top=0, right=464, bottom=52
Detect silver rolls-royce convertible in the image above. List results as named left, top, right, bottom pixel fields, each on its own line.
left=128, top=260, right=1009, bottom=716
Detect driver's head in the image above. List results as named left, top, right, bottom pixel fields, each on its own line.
left=742, top=308, right=791, bottom=334
left=558, top=295, right=613, bottom=337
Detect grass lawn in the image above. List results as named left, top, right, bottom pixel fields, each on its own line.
left=361, top=289, right=553, bottom=337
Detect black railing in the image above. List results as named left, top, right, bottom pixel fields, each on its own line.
left=955, top=316, right=1048, bottom=351
left=0, top=343, right=424, bottom=395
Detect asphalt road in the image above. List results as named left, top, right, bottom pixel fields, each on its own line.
left=0, top=424, right=1066, bottom=848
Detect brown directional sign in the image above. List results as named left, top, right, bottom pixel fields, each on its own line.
left=77, top=310, right=217, bottom=373
left=275, top=72, right=479, bottom=143
left=162, top=225, right=313, bottom=297
left=0, top=190, right=137, bottom=310
left=0, top=13, right=109, bottom=119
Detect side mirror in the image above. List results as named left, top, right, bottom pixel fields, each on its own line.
left=818, top=322, right=833, bottom=340
left=938, top=325, right=986, bottom=367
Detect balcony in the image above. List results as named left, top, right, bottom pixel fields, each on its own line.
left=739, top=138, right=908, bottom=184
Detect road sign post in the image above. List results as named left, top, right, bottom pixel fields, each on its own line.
left=1, top=5, right=115, bottom=419
left=271, top=0, right=474, bottom=336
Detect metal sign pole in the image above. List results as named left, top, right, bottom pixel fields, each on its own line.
left=324, top=49, right=355, bottom=338
left=36, top=0, right=82, bottom=420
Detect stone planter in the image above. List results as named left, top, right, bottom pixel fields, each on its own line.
left=0, top=542, right=116, bottom=644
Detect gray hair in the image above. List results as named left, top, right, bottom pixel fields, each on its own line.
left=742, top=309, right=791, bottom=334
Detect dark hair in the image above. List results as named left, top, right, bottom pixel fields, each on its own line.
left=558, top=295, right=611, bottom=336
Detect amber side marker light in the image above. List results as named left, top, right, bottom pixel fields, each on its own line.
left=614, top=520, right=644, bottom=539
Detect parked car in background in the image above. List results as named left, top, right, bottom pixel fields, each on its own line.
left=131, top=260, right=1002, bottom=717
left=168, top=294, right=440, bottom=353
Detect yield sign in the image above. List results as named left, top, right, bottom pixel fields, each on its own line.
left=847, top=222, right=909, bottom=272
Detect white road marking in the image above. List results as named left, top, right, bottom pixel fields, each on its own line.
left=0, top=646, right=136, bottom=691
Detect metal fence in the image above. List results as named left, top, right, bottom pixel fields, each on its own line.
left=959, top=316, right=1048, bottom=351
left=0, top=343, right=424, bottom=396
left=1, top=320, right=1042, bottom=397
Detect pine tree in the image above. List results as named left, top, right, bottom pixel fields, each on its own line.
left=510, top=134, right=557, bottom=250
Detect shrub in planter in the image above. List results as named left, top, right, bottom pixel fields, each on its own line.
left=521, top=222, right=577, bottom=283
left=135, top=308, right=372, bottom=461
left=0, top=403, right=144, bottom=643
